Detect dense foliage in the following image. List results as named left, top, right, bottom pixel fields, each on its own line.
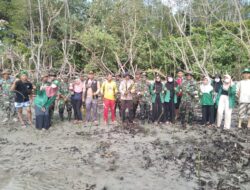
left=0, top=0, right=250, bottom=79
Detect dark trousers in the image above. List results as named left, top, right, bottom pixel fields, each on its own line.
left=71, top=99, right=83, bottom=120
left=59, top=101, right=72, bottom=121
left=214, top=103, right=218, bottom=122
left=133, top=99, right=139, bottom=119
left=49, top=102, right=55, bottom=127
left=164, top=101, right=175, bottom=123
left=202, top=105, right=214, bottom=125
left=35, top=106, right=50, bottom=130
left=121, top=100, right=133, bottom=123
left=152, top=95, right=163, bottom=123
left=139, top=102, right=150, bottom=122
left=115, top=98, right=121, bottom=117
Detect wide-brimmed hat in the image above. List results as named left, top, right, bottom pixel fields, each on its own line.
left=135, top=70, right=142, bottom=75
left=49, top=71, right=57, bottom=77
left=41, top=72, right=49, bottom=79
left=242, top=68, right=250, bottom=74
left=1, top=69, right=11, bottom=75
left=185, top=71, right=194, bottom=76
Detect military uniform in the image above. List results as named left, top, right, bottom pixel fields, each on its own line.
left=0, top=76, right=15, bottom=119
left=58, top=82, right=72, bottom=121
left=179, top=75, right=198, bottom=127
left=134, top=77, right=151, bottom=123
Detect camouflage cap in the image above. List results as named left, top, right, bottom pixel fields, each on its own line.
left=1, top=69, right=11, bottom=75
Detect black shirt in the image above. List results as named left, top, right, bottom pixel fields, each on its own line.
left=14, top=80, right=33, bottom=103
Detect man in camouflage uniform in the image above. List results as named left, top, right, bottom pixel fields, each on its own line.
left=179, top=71, right=198, bottom=128
left=58, top=77, right=72, bottom=121
left=34, top=73, right=50, bottom=95
left=136, top=72, right=151, bottom=124
left=132, top=71, right=142, bottom=119
left=0, top=69, right=15, bottom=122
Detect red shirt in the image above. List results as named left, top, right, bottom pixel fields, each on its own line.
left=176, top=77, right=183, bottom=97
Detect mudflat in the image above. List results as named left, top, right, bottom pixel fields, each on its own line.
left=0, top=118, right=250, bottom=190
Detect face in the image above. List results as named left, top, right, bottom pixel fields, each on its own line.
left=3, top=74, right=9, bottom=80
left=125, top=75, right=130, bottom=80
left=215, top=77, right=220, bottom=82
left=116, top=75, right=120, bottom=80
left=177, top=71, right=183, bottom=78
left=203, top=78, right=209, bottom=85
left=168, top=77, right=173, bottom=82
left=224, top=76, right=231, bottom=83
left=63, top=78, right=68, bottom=83
left=107, top=74, right=112, bottom=81
left=49, top=76, right=56, bottom=81
left=43, top=76, right=48, bottom=82
left=20, top=74, right=28, bottom=81
left=135, top=74, right=141, bottom=80
left=88, top=73, right=94, bottom=80
left=156, top=76, right=161, bottom=82
left=186, top=74, right=192, bottom=80
left=51, top=84, right=57, bottom=88
left=243, top=73, right=250, bottom=79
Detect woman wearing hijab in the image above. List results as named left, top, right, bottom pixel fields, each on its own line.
left=34, top=80, right=60, bottom=130
left=164, top=74, right=178, bottom=124
left=212, top=74, right=223, bottom=120
left=199, top=76, right=214, bottom=127
left=150, top=75, right=165, bottom=125
left=215, top=75, right=236, bottom=129
left=69, top=77, right=84, bottom=124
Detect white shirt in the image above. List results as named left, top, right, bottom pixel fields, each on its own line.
left=237, top=80, right=250, bottom=103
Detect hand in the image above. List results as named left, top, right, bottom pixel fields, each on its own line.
left=154, top=90, right=156, bottom=93
left=41, top=107, right=46, bottom=112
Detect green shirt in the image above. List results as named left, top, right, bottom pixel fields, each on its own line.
left=200, top=92, right=214, bottom=105
left=34, top=90, right=56, bottom=109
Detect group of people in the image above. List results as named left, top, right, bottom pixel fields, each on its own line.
left=0, top=68, right=250, bottom=130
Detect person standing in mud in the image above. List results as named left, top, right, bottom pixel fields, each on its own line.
left=47, top=71, right=57, bottom=127
left=82, top=71, right=100, bottom=126
left=199, top=76, right=214, bottom=127
left=11, top=70, right=33, bottom=128
left=119, top=72, right=135, bottom=124
left=101, top=73, right=118, bottom=125
left=132, top=71, right=142, bottom=119
left=114, top=73, right=122, bottom=118
left=150, top=74, right=165, bottom=125
left=212, top=74, right=223, bottom=121
left=135, top=72, right=151, bottom=124
left=164, top=74, right=178, bottom=125
left=179, top=71, right=198, bottom=128
left=34, top=80, right=60, bottom=130
left=175, top=70, right=184, bottom=120
left=70, top=77, right=84, bottom=124
left=216, top=74, right=236, bottom=129
left=237, top=68, right=250, bottom=129
left=0, top=69, right=15, bottom=123
left=58, top=76, right=72, bottom=122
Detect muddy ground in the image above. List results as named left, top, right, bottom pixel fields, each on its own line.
left=0, top=110, right=250, bottom=190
